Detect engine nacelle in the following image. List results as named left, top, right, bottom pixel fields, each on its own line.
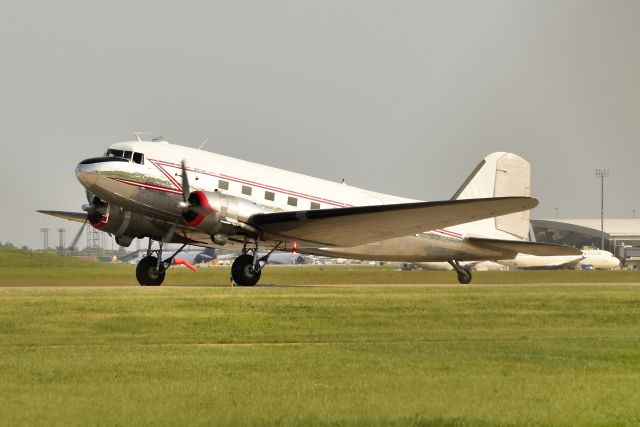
left=182, top=191, right=269, bottom=242
left=88, top=198, right=161, bottom=247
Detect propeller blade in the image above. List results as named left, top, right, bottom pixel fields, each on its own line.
left=170, top=161, right=190, bottom=241
left=69, top=217, right=88, bottom=250
left=181, top=160, right=190, bottom=202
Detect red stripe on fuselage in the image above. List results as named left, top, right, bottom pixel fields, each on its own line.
left=148, top=159, right=182, bottom=190
left=434, top=229, right=463, bottom=240
left=150, top=159, right=352, bottom=208
left=110, top=177, right=183, bottom=195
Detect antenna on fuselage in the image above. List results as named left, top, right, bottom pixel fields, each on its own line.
left=197, top=137, right=209, bottom=150
left=133, top=131, right=150, bottom=142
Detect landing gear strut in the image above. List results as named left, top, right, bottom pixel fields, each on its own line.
left=448, top=260, right=472, bottom=285
left=136, top=241, right=186, bottom=286
left=231, top=238, right=282, bottom=286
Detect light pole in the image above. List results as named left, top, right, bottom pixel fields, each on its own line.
left=58, top=228, right=66, bottom=255
left=39, top=227, right=49, bottom=251
left=594, top=169, right=609, bottom=250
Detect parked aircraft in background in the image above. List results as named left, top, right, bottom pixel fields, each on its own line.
left=39, top=136, right=579, bottom=286
left=498, top=248, right=620, bottom=270
left=410, top=261, right=506, bottom=271
left=192, top=247, right=217, bottom=265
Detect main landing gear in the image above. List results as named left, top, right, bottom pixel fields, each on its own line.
left=231, top=238, right=282, bottom=286
left=135, top=238, right=281, bottom=287
left=448, top=260, right=472, bottom=285
left=136, top=241, right=187, bottom=286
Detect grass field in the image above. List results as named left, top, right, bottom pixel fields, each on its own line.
left=1, top=249, right=640, bottom=287
left=1, top=250, right=640, bottom=426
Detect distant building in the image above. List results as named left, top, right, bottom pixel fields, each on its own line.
left=532, top=219, right=640, bottom=268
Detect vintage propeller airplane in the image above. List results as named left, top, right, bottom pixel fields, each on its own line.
left=39, top=135, right=579, bottom=286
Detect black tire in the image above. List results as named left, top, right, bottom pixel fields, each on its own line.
left=457, top=269, right=472, bottom=285
left=231, top=254, right=261, bottom=286
left=136, top=256, right=165, bottom=286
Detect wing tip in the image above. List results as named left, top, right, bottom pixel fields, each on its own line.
left=37, top=210, right=88, bottom=223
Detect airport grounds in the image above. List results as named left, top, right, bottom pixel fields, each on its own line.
left=1, top=249, right=640, bottom=426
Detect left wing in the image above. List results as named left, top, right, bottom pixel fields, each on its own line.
left=37, top=210, right=87, bottom=223
left=250, top=196, right=537, bottom=247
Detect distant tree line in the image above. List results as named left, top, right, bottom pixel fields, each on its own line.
left=0, top=242, right=30, bottom=251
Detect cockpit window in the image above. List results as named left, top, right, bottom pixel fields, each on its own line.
left=132, top=152, right=144, bottom=165
left=105, top=149, right=144, bottom=165
left=106, top=149, right=124, bottom=158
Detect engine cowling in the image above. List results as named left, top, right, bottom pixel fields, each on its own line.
left=182, top=191, right=270, bottom=243
left=87, top=197, right=160, bottom=247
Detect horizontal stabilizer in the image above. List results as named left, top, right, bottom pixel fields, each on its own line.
left=250, top=196, right=538, bottom=247
left=466, top=237, right=581, bottom=258
left=37, top=210, right=87, bottom=223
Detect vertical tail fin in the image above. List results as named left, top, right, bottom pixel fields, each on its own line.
left=452, top=152, right=531, bottom=240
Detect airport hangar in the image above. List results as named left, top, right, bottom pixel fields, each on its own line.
left=531, top=219, right=640, bottom=268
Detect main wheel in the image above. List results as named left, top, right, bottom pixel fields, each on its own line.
left=136, top=256, right=165, bottom=286
left=231, top=254, right=261, bottom=286
left=457, top=268, right=472, bottom=285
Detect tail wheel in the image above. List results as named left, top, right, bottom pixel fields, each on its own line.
left=136, top=256, right=165, bottom=286
left=231, top=254, right=261, bottom=286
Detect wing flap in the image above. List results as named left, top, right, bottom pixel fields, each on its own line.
left=250, top=196, right=537, bottom=247
left=466, top=237, right=581, bottom=258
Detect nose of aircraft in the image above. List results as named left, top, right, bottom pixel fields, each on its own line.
left=75, top=160, right=100, bottom=188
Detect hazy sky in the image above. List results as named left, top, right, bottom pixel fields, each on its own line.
left=1, top=1, right=639, bottom=249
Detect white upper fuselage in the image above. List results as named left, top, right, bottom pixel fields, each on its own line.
left=78, top=140, right=414, bottom=212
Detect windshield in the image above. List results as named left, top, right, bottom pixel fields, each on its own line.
left=105, top=149, right=144, bottom=164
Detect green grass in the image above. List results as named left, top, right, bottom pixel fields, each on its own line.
left=1, top=249, right=640, bottom=426
left=1, top=249, right=639, bottom=286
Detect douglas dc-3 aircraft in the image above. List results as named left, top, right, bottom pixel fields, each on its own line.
left=39, top=136, right=580, bottom=286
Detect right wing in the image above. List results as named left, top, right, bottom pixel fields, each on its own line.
left=250, top=196, right=538, bottom=247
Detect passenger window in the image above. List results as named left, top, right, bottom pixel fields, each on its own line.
left=132, top=152, right=144, bottom=164
left=242, top=185, right=252, bottom=196
left=264, top=191, right=275, bottom=201
left=288, top=196, right=297, bottom=207
left=218, top=180, right=229, bottom=190
left=310, top=202, right=320, bottom=210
